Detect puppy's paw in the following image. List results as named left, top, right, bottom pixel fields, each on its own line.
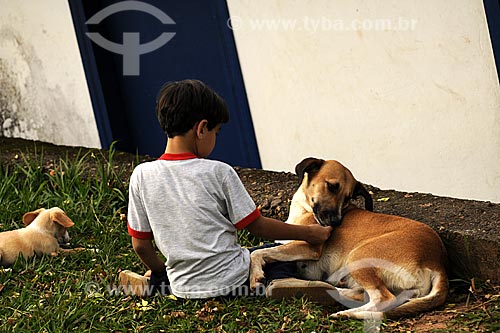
left=76, top=247, right=89, bottom=252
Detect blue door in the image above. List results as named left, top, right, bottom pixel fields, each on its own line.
left=69, top=0, right=261, bottom=168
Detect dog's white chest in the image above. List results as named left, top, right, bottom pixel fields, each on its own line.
left=296, top=250, right=344, bottom=282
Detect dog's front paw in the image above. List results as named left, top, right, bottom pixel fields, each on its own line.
left=249, top=264, right=265, bottom=290
left=249, top=252, right=266, bottom=290
left=250, top=273, right=266, bottom=291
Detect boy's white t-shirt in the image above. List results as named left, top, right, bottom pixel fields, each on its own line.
left=127, top=152, right=260, bottom=298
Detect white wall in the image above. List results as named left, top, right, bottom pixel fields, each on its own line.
left=228, top=0, right=500, bottom=202
left=0, top=0, right=100, bottom=148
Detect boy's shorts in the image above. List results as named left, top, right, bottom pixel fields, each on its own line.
left=149, top=243, right=297, bottom=297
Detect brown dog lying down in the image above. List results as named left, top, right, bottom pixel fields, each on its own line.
left=250, top=158, right=448, bottom=319
left=0, top=207, right=85, bottom=266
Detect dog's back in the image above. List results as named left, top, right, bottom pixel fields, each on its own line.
left=0, top=228, right=35, bottom=266
left=330, top=208, right=447, bottom=264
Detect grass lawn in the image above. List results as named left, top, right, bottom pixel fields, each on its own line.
left=0, top=147, right=498, bottom=332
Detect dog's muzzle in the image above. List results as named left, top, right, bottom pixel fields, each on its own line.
left=313, top=204, right=342, bottom=227
left=58, top=231, right=71, bottom=244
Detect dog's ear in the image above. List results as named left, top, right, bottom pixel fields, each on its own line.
left=353, top=182, right=373, bottom=211
left=50, top=208, right=75, bottom=228
left=295, top=157, right=324, bottom=185
left=22, top=208, right=46, bottom=225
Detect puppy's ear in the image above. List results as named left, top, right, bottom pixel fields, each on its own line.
left=50, top=208, right=75, bottom=228
left=295, top=158, right=324, bottom=185
left=22, top=208, right=46, bottom=225
left=353, top=182, right=373, bottom=211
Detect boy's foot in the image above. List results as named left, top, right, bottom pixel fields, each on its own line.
left=118, top=270, right=151, bottom=297
left=266, top=278, right=337, bottom=305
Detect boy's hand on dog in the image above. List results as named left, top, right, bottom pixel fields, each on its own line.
left=306, top=224, right=332, bottom=245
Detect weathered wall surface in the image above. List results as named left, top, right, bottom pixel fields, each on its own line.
left=228, top=0, right=500, bottom=203
left=0, top=0, right=100, bottom=148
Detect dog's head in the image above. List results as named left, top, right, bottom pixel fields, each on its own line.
left=23, top=207, right=75, bottom=244
left=295, top=157, right=373, bottom=227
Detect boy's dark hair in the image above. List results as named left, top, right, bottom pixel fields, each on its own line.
left=156, top=79, right=229, bottom=138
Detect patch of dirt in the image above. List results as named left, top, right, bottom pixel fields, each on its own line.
left=1, top=137, right=499, bottom=331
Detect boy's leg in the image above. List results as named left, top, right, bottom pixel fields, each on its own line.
left=249, top=243, right=337, bottom=305
left=149, top=270, right=171, bottom=296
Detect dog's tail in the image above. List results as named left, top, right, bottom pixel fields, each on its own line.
left=385, top=270, right=448, bottom=319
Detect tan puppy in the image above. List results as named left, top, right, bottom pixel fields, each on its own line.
left=0, top=207, right=78, bottom=266
left=250, top=158, right=448, bottom=319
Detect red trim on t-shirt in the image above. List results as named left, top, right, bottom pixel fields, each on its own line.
left=235, top=208, right=261, bottom=230
left=158, top=153, right=198, bottom=161
left=127, top=222, right=154, bottom=240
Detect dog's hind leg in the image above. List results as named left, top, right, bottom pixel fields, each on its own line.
left=0, top=252, right=7, bottom=268
left=333, top=287, right=418, bottom=319
left=332, top=267, right=404, bottom=319
left=335, top=287, right=366, bottom=302
left=0, top=252, right=12, bottom=272
left=325, top=287, right=367, bottom=311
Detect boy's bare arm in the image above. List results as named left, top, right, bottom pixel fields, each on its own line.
left=131, top=237, right=166, bottom=274
left=245, top=215, right=332, bottom=244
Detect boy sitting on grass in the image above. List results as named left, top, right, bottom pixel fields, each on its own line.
left=121, top=79, right=333, bottom=300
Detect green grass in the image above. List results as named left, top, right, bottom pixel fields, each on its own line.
left=0, top=148, right=498, bottom=332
